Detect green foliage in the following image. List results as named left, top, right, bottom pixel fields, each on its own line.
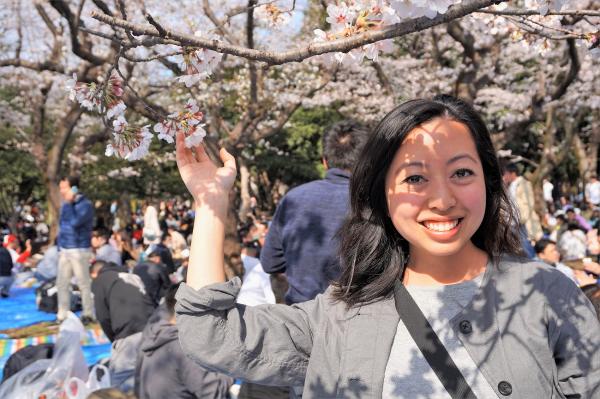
left=249, top=106, right=344, bottom=187
left=81, top=140, right=188, bottom=203
left=0, top=135, right=44, bottom=221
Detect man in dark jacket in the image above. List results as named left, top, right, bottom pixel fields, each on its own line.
left=0, top=243, right=14, bottom=298
left=133, top=250, right=172, bottom=306
left=56, top=175, right=95, bottom=322
left=260, top=120, right=369, bottom=304
left=90, top=260, right=154, bottom=392
left=135, top=283, right=233, bottom=399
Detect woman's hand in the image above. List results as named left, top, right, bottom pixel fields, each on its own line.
left=176, top=132, right=236, bottom=208
left=175, top=132, right=236, bottom=288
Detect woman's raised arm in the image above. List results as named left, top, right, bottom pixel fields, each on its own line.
left=176, top=132, right=236, bottom=290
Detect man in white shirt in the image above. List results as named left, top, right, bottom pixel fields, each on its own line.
left=585, top=175, right=600, bottom=207
left=236, top=222, right=275, bottom=306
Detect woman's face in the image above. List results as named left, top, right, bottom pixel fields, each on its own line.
left=385, top=117, right=486, bottom=260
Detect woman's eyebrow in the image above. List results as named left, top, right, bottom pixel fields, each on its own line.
left=397, top=161, right=425, bottom=171
left=447, top=153, right=478, bottom=165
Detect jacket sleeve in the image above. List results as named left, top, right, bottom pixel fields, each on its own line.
left=175, top=277, right=320, bottom=387
left=260, top=200, right=287, bottom=274
left=547, top=280, right=600, bottom=398
left=72, top=199, right=94, bottom=229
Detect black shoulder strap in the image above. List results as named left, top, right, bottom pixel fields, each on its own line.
left=394, top=281, right=477, bottom=399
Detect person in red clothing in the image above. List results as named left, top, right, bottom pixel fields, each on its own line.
left=3, top=235, right=32, bottom=268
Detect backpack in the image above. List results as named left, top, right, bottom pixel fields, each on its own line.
left=1, top=343, right=55, bottom=383
left=35, top=279, right=82, bottom=314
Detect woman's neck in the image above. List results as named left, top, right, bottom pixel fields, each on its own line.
left=403, top=243, right=488, bottom=286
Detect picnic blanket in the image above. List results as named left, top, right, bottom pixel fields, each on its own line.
left=0, top=286, right=111, bottom=381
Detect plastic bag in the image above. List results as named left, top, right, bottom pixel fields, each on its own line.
left=0, top=312, right=89, bottom=399
left=64, top=364, right=111, bottom=399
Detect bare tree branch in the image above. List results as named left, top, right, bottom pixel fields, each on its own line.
left=0, top=59, right=65, bottom=73
left=477, top=8, right=600, bottom=16
left=14, top=0, right=23, bottom=60
left=247, top=0, right=258, bottom=106
left=202, top=0, right=239, bottom=44
left=50, top=0, right=107, bottom=65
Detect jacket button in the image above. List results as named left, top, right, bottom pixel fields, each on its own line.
left=498, top=381, right=512, bottom=396
left=459, top=320, right=472, bottom=334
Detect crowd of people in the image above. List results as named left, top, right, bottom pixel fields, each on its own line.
left=0, top=96, right=599, bottom=398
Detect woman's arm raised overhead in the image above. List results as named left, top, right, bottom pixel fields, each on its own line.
left=175, top=131, right=237, bottom=290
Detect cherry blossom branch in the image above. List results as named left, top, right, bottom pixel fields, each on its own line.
left=90, top=0, right=506, bottom=65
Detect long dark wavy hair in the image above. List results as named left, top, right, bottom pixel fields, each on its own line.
left=331, top=95, right=522, bottom=307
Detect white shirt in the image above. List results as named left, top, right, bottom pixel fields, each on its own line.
left=237, top=254, right=276, bottom=306
left=543, top=180, right=554, bottom=202
left=585, top=181, right=600, bottom=205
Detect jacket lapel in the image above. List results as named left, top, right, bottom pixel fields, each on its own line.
left=339, top=297, right=399, bottom=398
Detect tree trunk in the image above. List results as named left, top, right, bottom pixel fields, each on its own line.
left=46, top=178, right=61, bottom=243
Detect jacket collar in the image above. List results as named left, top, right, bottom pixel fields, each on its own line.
left=325, top=168, right=351, bottom=184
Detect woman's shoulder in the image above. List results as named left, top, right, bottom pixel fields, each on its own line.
left=493, top=254, right=580, bottom=297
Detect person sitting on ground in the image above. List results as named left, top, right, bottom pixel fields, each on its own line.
left=0, top=242, right=14, bottom=298
left=92, top=227, right=122, bottom=266
left=534, top=238, right=577, bottom=283
left=135, top=283, right=233, bottom=399
left=167, top=225, right=187, bottom=263
left=133, top=250, right=172, bottom=306
left=152, top=232, right=176, bottom=274
left=90, top=260, right=155, bottom=392
left=558, top=222, right=588, bottom=261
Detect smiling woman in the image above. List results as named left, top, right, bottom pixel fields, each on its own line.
left=173, top=95, right=600, bottom=399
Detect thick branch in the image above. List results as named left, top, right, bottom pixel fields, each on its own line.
left=50, top=0, right=107, bottom=65
left=551, top=38, right=580, bottom=101
left=47, top=105, right=84, bottom=185
left=0, top=59, right=65, bottom=73
left=91, top=0, right=505, bottom=65
left=447, top=20, right=476, bottom=60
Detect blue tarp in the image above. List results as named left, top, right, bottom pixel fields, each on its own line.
left=0, top=286, right=56, bottom=331
left=0, top=286, right=112, bottom=381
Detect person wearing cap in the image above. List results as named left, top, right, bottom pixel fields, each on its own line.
left=133, top=250, right=172, bottom=306
left=56, top=175, right=95, bottom=323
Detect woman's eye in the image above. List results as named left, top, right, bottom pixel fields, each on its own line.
left=404, top=175, right=425, bottom=184
left=454, top=168, right=474, bottom=178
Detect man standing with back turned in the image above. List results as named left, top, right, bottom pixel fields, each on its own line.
left=56, top=175, right=95, bottom=323
left=261, top=120, right=369, bottom=304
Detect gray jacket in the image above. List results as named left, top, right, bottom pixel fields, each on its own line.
left=175, top=256, right=600, bottom=398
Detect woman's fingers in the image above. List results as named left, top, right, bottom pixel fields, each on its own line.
left=176, top=132, right=196, bottom=167
left=219, top=147, right=237, bottom=174
left=193, top=142, right=210, bottom=163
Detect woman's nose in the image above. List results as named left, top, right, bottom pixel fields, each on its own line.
left=427, top=180, right=457, bottom=211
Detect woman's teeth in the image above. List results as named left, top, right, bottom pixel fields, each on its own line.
left=423, top=219, right=460, bottom=232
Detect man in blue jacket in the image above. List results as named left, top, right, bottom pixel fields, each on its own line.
left=260, top=120, right=369, bottom=304
left=56, top=175, right=95, bottom=323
